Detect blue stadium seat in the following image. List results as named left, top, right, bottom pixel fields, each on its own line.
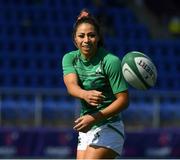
left=16, top=96, right=35, bottom=120
left=1, top=96, right=18, bottom=120
left=160, top=103, right=176, bottom=121
left=122, top=101, right=153, bottom=123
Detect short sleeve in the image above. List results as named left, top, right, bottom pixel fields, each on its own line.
left=104, top=55, right=128, bottom=94
left=62, top=53, right=77, bottom=75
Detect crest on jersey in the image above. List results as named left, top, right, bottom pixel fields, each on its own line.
left=95, top=66, right=102, bottom=74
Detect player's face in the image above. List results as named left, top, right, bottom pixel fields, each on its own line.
left=74, top=23, right=99, bottom=59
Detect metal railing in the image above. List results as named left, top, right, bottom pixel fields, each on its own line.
left=0, top=87, right=179, bottom=129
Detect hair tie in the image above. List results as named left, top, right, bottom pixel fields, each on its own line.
left=77, top=9, right=90, bottom=20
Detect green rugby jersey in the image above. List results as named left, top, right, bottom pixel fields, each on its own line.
left=62, top=47, right=128, bottom=127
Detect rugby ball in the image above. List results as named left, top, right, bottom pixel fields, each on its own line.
left=121, top=51, right=157, bottom=90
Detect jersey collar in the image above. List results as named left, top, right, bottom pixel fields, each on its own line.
left=78, top=47, right=104, bottom=63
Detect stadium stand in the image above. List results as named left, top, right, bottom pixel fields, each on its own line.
left=0, top=0, right=180, bottom=159
left=0, top=0, right=179, bottom=128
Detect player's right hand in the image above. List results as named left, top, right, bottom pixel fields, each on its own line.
left=82, top=90, right=105, bottom=106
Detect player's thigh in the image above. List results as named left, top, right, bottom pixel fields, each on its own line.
left=84, top=145, right=118, bottom=159
left=76, top=150, right=86, bottom=159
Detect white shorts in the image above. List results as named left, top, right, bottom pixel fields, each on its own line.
left=77, top=121, right=125, bottom=156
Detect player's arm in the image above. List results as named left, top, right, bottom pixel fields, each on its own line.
left=92, top=55, right=129, bottom=123
left=64, top=73, right=105, bottom=106
left=93, top=90, right=129, bottom=120
left=73, top=90, right=129, bottom=132
left=63, top=73, right=85, bottom=99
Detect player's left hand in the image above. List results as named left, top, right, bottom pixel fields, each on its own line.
left=73, top=115, right=96, bottom=133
